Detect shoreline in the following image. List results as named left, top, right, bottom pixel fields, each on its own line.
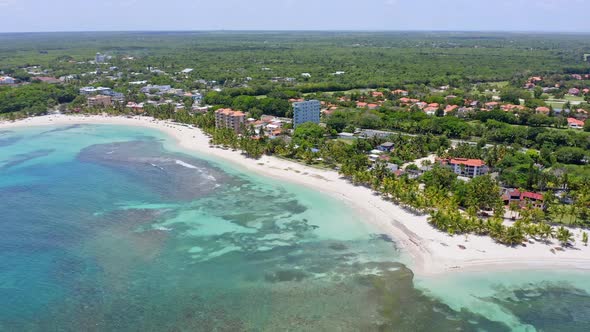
left=3, top=114, right=590, bottom=277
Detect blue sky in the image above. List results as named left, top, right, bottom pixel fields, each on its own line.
left=0, top=0, right=589, bottom=33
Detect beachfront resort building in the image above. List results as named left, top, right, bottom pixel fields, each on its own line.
left=215, top=108, right=246, bottom=133
left=87, top=95, right=112, bottom=108
left=293, top=100, right=321, bottom=128
left=438, top=158, right=489, bottom=178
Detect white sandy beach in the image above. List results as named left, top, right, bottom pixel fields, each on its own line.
left=3, top=114, right=590, bottom=276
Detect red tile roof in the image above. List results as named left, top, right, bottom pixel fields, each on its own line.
left=521, top=192, right=543, bottom=201
left=215, top=108, right=245, bottom=116
left=448, top=158, right=486, bottom=167
left=444, top=105, right=458, bottom=113
left=568, top=117, right=585, bottom=126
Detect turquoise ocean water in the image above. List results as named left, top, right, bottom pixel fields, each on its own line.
left=1, top=124, right=589, bottom=331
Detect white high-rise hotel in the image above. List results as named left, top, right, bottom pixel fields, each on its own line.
left=293, top=100, right=321, bottom=128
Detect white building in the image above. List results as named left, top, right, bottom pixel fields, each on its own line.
left=293, top=100, right=321, bottom=128
left=0, top=76, right=15, bottom=84
left=439, top=158, right=489, bottom=178
left=95, top=53, right=107, bottom=63
left=80, top=87, right=112, bottom=95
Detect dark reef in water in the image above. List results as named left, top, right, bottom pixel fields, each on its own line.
left=77, top=140, right=235, bottom=201
left=362, top=265, right=512, bottom=331
left=0, top=134, right=21, bottom=147
left=37, top=124, right=83, bottom=136
left=489, top=283, right=590, bottom=331
left=1, top=149, right=54, bottom=170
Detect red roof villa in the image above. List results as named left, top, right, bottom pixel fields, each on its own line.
left=503, top=189, right=544, bottom=209
left=568, top=117, right=585, bottom=129
left=569, top=88, right=581, bottom=96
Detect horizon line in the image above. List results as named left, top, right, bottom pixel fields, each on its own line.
left=1, top=29, right=590, bottom=35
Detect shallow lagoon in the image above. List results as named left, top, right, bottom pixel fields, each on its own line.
left=1, top=124, right=589, bottom=331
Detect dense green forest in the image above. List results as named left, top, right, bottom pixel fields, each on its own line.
left=2, top=31, right=590, bottom=89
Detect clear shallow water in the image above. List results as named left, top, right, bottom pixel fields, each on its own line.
left=0, top=124, right=589, bottom=331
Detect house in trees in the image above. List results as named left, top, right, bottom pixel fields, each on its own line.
left=377, top=142, right=395, bottom=152
left=502, top=189, right=544, bottom=209
left=567, top=117, right=585, bottom=129
left=569, top=88, right=581, bottom=96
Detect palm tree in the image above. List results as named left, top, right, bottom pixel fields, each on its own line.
left=509, top=201, right=520, bottom=220
left=537, top=222, right=554, bottom=243
left=556, top=226, right=574, bottom=247
left=502, top=226, right=525, bottom=246
left=569, top=204, right=578, bottom=225
left=487, top=218, right=506, bottom=242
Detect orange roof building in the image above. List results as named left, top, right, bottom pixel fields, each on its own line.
left=215, top=108, right=246, bottom=133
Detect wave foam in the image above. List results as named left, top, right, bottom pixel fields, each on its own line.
left=175, top=160, right=198, bottom=169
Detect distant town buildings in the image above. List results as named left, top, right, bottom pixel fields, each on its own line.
left=95, top=52, right=108, bottom=63
left=87, top=95, right=112, bottom=108
left=140, top=85, right=172, bottom=94
left=293, top=100, right=321, bottom=128
left=438, top=158, right=489, bottom=178
left=215, top=108, right=246, bottom=133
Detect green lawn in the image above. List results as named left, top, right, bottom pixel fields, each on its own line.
left=565, top=95, right=585, bottom=102
left=335, top=138, right=355, bottom=145
left=545, top=100, right=565, bottom=109
left=550, top=212, right=580, bottom=226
